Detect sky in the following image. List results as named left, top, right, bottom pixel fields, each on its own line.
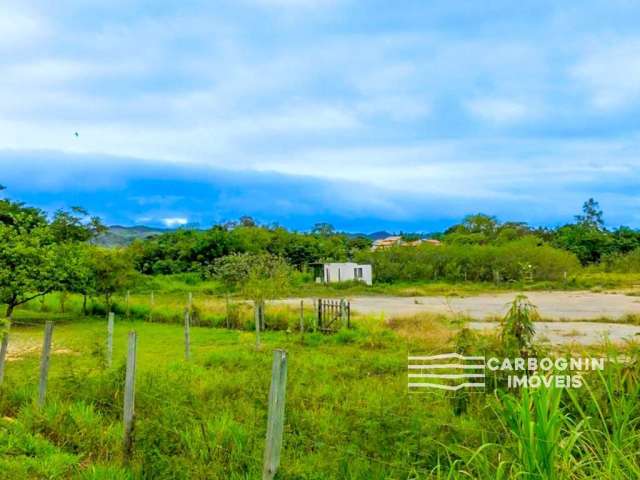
left=1, top=0, right=640, bottom=232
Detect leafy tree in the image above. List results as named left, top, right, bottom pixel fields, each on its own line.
left=0, top=194, right=112, bottom=318
left=0, top=224, right=59, bottom=318
left=133, top=222, right=354, bottom=274
left=461, top=214, right=499, bottom=236
left=238, top=216, right=257, bottom=227
left=444, top=214, right=500, bottom=244
left=575, top=198, right=604, bottom=229
left=553, top=224, right=610, bottom=264
left=89, top=247, right=138, bottom=310
left=212, top=253, right=291, bottom=302
left=312, top=222, right=336, bottom=237
left=62, top=244, right=95, bottom=315
left=0, top=196, right=67, bottom=318
left=49, top=207, right=106, bottom=242
left=553, top=199, right=610, bottom=264
left=610, top=226, right=640, bottom=255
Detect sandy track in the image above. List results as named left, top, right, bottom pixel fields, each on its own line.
left=279, top=291, right=640, bottom=319
left=468, top=321, right=640, bottom=345
left=340, top=291, right=640, bottom=320
left=276, top=291, right=640, bottom=345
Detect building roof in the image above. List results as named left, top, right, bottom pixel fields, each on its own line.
left=371, top=236, right=442, bottom=250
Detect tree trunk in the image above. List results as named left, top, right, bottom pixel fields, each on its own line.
left=82, top=294, right=87, bottom=316
left=5, top=303, right=14, bottom=320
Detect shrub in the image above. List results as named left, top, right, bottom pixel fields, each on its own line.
left=358, top=239, right=580, bottom=283
left=602, top=248, right=640, bottom=273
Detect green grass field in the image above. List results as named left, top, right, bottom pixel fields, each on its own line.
left=1, top=307, right=639, bottom=479
left=108, top=271, right=640, bottom=299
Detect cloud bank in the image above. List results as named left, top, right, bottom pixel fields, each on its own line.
left=1, top=1, right=640, bottom=230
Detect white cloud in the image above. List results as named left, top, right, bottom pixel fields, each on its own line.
left=1, top=58, right=146, bottom=87
left=572, top=39, right=640, bottom=110
left=2, top=1, right=640, bottom=228
left=466, top=98, right=534, bottom=124
left=0, top=6, right=48, bottom=49
left=227, top=103, right=360, bottom=133
left=162, top=217, right=188, bottom=227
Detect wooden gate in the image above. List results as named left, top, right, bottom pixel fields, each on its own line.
left=316, top=298, right=350, bottom=333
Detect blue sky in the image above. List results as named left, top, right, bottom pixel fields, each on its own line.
left=2, top=1, right=640, bottom=232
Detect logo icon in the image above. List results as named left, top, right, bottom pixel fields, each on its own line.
left=408, top=353, right=486, bottom=392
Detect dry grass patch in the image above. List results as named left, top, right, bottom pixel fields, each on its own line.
left=385, top=313, right=454, bottom=347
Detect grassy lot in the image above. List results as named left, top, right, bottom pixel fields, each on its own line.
left=113, top=272, right=640, bottom=299
left=0, top=316, right=447, bottom=479
left=1, top=310, right=639, bottom=479
left=15, top=270, right=640, bottom=330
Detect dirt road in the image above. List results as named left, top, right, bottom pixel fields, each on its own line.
left=339, top=291, right=640, bottom=320
left=467, top=321, right=640, bottom=345
left=278, top=291, right=640, bottom=345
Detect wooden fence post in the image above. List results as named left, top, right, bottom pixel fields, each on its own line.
left=339, top=299, right=346, bottom=328
left=299, top=300, right=304, bottom=334
left=255, top=301, right=261, bottom=348
left=123, top=331, right=137, bottom=462
left=187, top=292, right=195, bottom=326
left=263, top=349, right=288, bottom=480
left=260, top=300, right=266, bottom=331
left=38, top=321, right=54, bottom=407
left=316, top=299, right=322, bottom=332
left=184, top=309, right=191, bottom=361
left=0, top=330, right=8, bottom=386
left=107, top=312, right=114, bottom=368
left=225, top=294, right=230, bottom=328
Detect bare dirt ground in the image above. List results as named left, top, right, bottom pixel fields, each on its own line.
left=278, top=291, right=640, bottom=345
left=341, top=291, right=640, bottom=320
left=5, top=338, right=75, bottom=361
left=468, top=321, right=640, bottom=345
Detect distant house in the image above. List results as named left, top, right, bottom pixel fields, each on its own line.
left=312, top=262, right=373, bottom=286
left=371, top=236, right=441, bottom=251
left=422, top=239, right=442, bottom=246
left=371, top=236, right=403, bottom=250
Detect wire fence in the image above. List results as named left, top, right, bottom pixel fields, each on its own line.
left=2, top=310, right=638, bottom=478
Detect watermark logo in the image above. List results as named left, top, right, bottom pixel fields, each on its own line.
left=409, top=353, right=606, bottom=391
left=408, top=353, right=486, bottom=392
left=487, top=356, right=605, bottom=389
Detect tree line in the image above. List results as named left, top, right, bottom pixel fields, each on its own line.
left=0, top=189, right=137, bottom=317
left=441, top=199, right=640, bottom=265
left=3, top=190, right=640, bottom=318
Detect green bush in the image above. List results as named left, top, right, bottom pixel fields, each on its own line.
left=358, top=238, right=580, bottom=283
left=602, top=248, right=640, bottom=273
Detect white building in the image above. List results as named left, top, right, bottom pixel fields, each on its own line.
left=313, top=262, right=373, bottom=286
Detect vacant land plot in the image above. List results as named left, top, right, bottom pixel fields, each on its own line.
left=468, top=321, right=640, bottom=345
left=334, top=291, right=640, bottom=320
left=282, top=291, right=640, bottom=320
left=276, top=291, right=640, bottom=345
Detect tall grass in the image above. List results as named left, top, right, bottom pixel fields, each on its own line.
left=1, top=304, right=639, bottom=478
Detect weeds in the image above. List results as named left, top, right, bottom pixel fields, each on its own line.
left=1, top=299, right=639, bottom=478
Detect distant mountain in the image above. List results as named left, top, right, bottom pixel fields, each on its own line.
left=94, top=225, right=170, bottom=246
left=366, top=231, right=393, bottom=240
